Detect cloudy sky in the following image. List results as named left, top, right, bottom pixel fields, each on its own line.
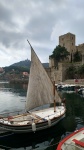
left=0, top=0, right=84, bottom=67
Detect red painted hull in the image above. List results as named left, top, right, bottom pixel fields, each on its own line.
left=57, top=127, right=84, bottom=150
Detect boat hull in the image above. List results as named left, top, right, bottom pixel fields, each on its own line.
left=57, top=127, right=84, bottom=150
left=0, top=117, right=66, bottom=149
left=0, top=114, right=65, bottom=133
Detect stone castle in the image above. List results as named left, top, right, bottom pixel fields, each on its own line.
left=46, top=32, right=84, bottom=83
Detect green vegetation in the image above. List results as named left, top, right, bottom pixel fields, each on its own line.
left=73, top=51, right=82, bottom=62
left=77, top=64, right=84, bottom=78
left=0, top=60, right=49, bottom=81
left=66, top=65, right=77, bottom=79
left=66, top=64, right=84, bottom=79
left=49, top=45, right=70, bottom=67
left=49, top=45, right=83, bottom=79
left=3, top=66, right=30, bottom=73
left=3, top=59, right=48, bottom=74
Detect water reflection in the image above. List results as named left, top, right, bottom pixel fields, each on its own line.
left=0, top=82, right=27, bottom=97
left=0, top=82, right=26, bottom=113
left=63, top=93, right=84, bottom=122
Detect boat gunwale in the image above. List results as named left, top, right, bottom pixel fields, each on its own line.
left=57, top=127, right=84, bottom=150
left=0, top=110, right=65, bottom=127
left=0, top=105, right=66, bottom=125
left=0, top=114, right=65, bottom=133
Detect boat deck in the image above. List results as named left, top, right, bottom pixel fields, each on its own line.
left=33, top=106, right=64, bottom=120
left=0, top=106, right=65, bottom=126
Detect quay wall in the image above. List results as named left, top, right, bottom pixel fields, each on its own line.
left=63, top=79, right=84, bottom=86
left=10, top=79, right=28, bottom=84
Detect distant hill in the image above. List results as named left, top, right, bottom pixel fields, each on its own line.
left=11, top=59, right=31, bottom=68
left=3, top=59, right=49, bottom=73
left=11, top=59, right=49, bottom=68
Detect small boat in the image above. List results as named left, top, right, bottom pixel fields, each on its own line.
left=78, top=88, right=84, bottom=96
left=57, top=127, right=84, bottom=150
left=57, top=83, right=79, bottom=94
left=0, top=40, right=65, bottom=134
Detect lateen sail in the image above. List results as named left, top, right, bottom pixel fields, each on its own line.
left=26, top=42, right=61, bottom=111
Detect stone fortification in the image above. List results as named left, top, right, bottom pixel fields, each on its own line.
left=46, top=32, right=84, bottom=83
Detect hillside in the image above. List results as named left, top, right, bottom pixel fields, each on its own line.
left=11, top=59, right=49, bottom=68
left=11, top=59, right=31, bottom=68
left=0, top=59, right=49, bottom=81
left=3, top=59, right=49, bottom=73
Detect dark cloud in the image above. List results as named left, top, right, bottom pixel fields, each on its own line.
left=0, top=0, right=84, bottom=66
left=0, top=2, right=12, bottom=22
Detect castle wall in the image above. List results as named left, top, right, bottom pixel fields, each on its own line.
left=47, top=32, right=84, bottom=83
left=46, top=63, right=64, bottom=83
left=76, top=43, right=84, bottom=53
left=49, top=57, right=55, bottom=68
left=46, top=62, right=82, bottom=83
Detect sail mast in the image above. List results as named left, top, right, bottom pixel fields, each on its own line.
left=53, top=79, right=56, bottom=112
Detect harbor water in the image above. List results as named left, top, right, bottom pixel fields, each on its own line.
left=0, top=81, right=84, bottom=150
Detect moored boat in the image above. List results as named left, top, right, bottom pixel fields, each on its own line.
left=0, top=41, right=66, bottom=134
left=57, top=127, right=84, bottom=150
left=78, top=88, right=84, bottom=96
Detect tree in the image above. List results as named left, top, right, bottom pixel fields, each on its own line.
left=66, top=65, right=77, bottom=79
left=77, top=64, right=84, bottom=78
left=73, top=51, right=82, bottom=62
left=50, top=45, right=70, bottom=65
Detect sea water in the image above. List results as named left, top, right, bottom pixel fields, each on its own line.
left=0, top=81, right=84, bottom=150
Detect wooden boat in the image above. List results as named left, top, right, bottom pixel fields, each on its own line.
left=57, top=127, right=84, bottom=150
left=0, top=120, right=65, bottom=148
left=0, top=40, right=65, bottom=134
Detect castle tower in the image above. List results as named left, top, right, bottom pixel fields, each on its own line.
left=59, top=33, right=76, bottom=62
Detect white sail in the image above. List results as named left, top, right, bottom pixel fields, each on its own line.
left=25, top=43, right=61, bottom=111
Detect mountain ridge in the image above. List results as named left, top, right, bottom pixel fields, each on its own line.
left=10, top=59, right=49, bottom=68
left=11, top=59, right=31, bottom=67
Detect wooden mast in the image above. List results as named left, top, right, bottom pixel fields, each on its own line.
left=53, top=77, right=56, bottom=112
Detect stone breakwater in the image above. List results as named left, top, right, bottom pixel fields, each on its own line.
left=10, top=79, right=28, bottom=84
